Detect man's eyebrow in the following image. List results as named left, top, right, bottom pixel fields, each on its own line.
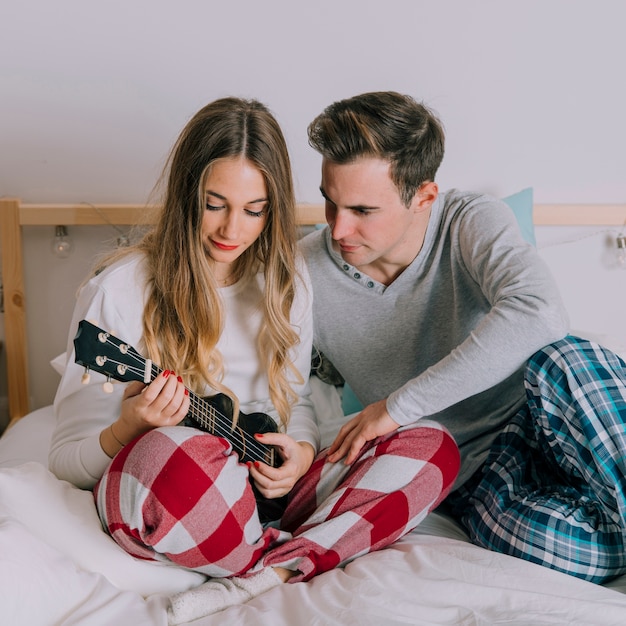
left=319, top=187, right=332, bottom=203
left=319, top=187, right=378, bottom=211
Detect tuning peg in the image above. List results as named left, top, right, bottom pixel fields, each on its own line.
left=81, top=369, right=91, bottom=385
left=103, top=376, right=114, bottom=394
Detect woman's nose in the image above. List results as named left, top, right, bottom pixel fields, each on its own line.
left=221, top=211, right=240, bottom=238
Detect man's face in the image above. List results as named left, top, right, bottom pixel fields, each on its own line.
left=320, top=157, right=435, bottom=282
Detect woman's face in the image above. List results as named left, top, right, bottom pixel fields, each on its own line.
left=201, top=157, right=268, bottom=281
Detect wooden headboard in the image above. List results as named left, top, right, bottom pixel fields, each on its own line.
left=1, top=197, right=624, bottom=427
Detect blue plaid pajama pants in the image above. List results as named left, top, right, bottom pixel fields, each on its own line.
left=448, top=335, right=626, bottom=583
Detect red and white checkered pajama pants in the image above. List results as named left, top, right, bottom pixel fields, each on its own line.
left=95, top=421, right=459, bottom=581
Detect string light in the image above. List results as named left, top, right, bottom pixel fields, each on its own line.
left=538, top=215, right=626, bottom=271
left=81, top=202, right=131, bottom=248
left=617, top=220, right=626, bottom=269
left=50, top=205, right=132, bottom=260
left=51, top=225, right=74, bottom=258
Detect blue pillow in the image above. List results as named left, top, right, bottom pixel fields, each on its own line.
left=502, top=187, right=535, bottom=246
left=341, top=383, right=363, bottom=416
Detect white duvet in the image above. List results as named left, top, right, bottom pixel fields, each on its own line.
left=2, top=350, right=626, bottom=625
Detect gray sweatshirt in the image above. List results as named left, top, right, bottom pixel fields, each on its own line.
left=299, top=189, right=569, bottom=487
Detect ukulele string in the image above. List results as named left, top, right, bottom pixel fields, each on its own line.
left=184, top=389, right=274, bottom=461
left=172, top=376, right=267, bottom=455
left=149, top=362, right=274, bottom=462
left=96, top=339, right=273, bottom=462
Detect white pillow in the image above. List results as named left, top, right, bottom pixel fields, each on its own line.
left=0, top=405, right=54, bottom=468
left=0, top=516, right=162, bottom=625
left=0, top=462, right=205, bottom=597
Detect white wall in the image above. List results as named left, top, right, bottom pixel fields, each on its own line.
left=1, top=0, right=625, bottom=413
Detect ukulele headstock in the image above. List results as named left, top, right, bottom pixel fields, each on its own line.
left=73, top=320, right=151, bottom=386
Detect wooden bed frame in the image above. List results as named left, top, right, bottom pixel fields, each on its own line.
left=1, top=197, right=625, bottom=427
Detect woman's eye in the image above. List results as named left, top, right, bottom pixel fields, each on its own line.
left=245, top=209, right=265, bottom=217
left=206, top=203, right=223, bottom=211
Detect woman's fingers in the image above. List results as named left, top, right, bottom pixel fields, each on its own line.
left=121, top=370, right=189, bottom=429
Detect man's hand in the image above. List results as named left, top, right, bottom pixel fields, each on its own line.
left=327, top=398, right=400, bottom=465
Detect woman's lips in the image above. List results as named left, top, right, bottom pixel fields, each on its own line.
left=212, top=240, right=239, bottom=251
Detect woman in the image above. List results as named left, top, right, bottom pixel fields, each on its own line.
left=49, top=97, right=459, bottom=625
left=50, top=95, right=317, bottom=572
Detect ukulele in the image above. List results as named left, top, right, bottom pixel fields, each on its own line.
left=73, top=319, right=287, bottom=522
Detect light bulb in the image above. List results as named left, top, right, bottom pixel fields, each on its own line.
left=617, top=234, right=626, bottom=270
left=52, top=225, right=74, bottom=258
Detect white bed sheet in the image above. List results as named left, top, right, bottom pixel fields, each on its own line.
left=2, top=364, right=626, bottom=625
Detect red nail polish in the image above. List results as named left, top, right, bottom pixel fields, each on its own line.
left=177, top=375, right=183, bottom=383
left=184, top=389, right=189, bottom=396
left=162, top=369, right=170, bottom=378
left=254, top=461, right=260, bottom=468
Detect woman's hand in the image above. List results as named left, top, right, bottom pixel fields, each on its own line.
left=327, top=398, right=399, bottom=465
left=247, top=433, right=316, bottom=499
left=100, top=369, right=190, bottom=457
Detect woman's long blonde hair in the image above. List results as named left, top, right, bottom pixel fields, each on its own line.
left=108, top=98, right=300, bottom=428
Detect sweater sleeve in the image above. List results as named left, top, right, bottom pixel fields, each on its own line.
left=49, top=285, right=130, bottom=488
left=386, top=196, right=569, bottom=426
left=49, top=257, right=148, bottom=489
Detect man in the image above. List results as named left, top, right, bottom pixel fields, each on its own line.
left=300, top=90, right=626, bottom=584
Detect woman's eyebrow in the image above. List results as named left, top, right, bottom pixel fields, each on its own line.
left=205, top=190, right=268, bottom=204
